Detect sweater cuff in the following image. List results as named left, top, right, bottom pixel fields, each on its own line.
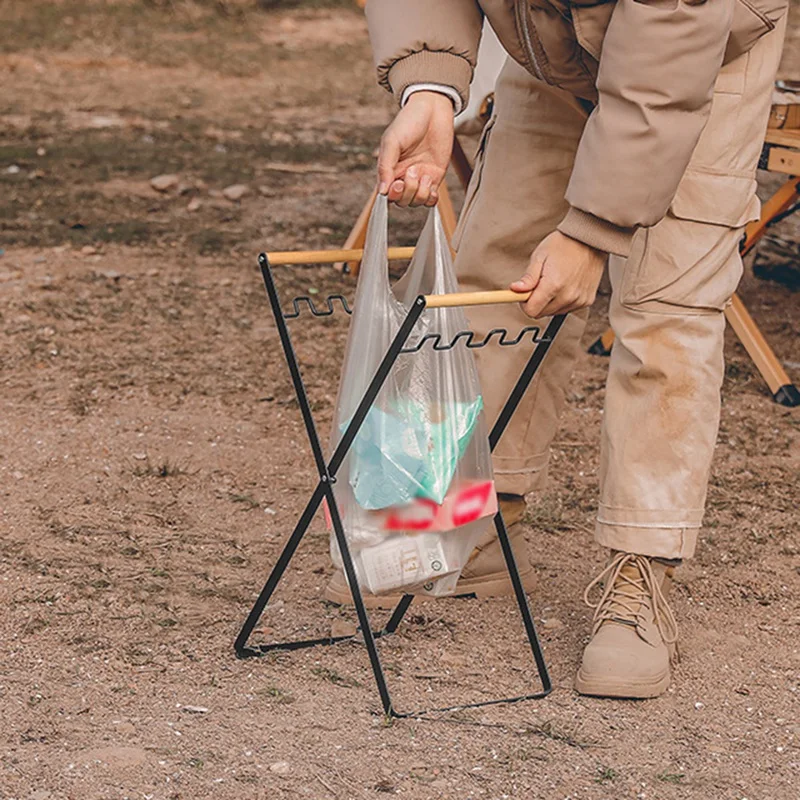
left=401, top=83, right=463, bottom=115
left=557, top=207, right=636, bottom=257
left=387, top=51, right=473, bottom=111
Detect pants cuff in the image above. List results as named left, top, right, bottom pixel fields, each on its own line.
left=493, top=452, right=549, bottom=497
left=595, top=521, right=699, bottom=560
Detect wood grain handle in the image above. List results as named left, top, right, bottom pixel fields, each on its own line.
left=267, top=247, right=415, bottom=265
left=424, top=289, right=531, bottom=308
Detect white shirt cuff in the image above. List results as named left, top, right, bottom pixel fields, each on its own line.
left=401, top=83, right=463, bottom=115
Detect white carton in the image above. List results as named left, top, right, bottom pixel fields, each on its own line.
left=357, top=533, right=455, bottom=594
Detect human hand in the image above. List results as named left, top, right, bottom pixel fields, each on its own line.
left=510, top=231, right=607, bottom=318
left=377, top=91, right=455, bottom=207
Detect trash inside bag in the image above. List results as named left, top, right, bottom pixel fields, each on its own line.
left=344, top=396, right=483, bottom=509
left=327, top=197, right=496, bottom=597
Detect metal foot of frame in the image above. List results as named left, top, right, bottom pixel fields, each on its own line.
left=587, top=332, right=613, bottom=357
left=774, top=383, right=800, bottom=407
left=236, top=253, right=563, bottom=717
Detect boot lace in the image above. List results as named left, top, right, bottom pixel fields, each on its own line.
left=583, top=552, right=678, bottom=645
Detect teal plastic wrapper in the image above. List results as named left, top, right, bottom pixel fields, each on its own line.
left=345, top=396, right=484, bottom=509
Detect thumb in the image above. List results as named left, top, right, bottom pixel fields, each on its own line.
left=510, top=273, right=537, bottom=293
left=377, top=133, right=400, bottom=194
left=510, top=253, right=545, bottom=293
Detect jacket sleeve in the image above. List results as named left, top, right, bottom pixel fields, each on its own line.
left=366, top=0, right=484, bottom=110
left=560, top=0, right=735, bottom=255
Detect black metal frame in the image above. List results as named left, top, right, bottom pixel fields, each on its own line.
left=235, top=253, right=566, bottom=718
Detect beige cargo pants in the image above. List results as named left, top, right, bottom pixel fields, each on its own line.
left=453, top=21, right=785, bottom=560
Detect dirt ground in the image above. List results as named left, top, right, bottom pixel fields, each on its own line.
left=1, top=2, right=799, bottom=799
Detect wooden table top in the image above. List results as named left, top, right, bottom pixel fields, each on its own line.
left=765, top=127, right=800, bottom=149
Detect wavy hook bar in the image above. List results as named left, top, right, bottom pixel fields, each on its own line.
left=400, top=325, right=550, bottom=354
left=279, top=294, right=554, bottom=354
left=283, top=294, right=354, bottom=319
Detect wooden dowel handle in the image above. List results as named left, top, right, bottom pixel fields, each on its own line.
left=267, top=247, right=415, bottom=265
left=424, top=289, right=531, bottom=308
left=265, top=249, right=532, bottom=307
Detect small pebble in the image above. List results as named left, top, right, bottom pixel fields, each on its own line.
left=330, top=619, right=357, bottom=638
left=269, top=761, right=291, bottom=775
left=150, top=173, right=180, bottom=192
left=222, top=183, right=250, bottom=201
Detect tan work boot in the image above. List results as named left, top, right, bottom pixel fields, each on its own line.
left=574, top=551, right=679, bottom=699
left=323, top=495, right=536, bottom=608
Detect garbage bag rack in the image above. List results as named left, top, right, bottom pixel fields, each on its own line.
left=234, top=247, right=566, bottom=718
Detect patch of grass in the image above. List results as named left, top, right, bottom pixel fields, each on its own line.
left=157, top=617, right=179, bottom=628
left=133, top=457, right=188, bottom=478
left=230, top=493, right=260, bottom=510
left=657, top=772, right=686, bottom=784
left=258, top=686, right=295, bottom=704
left=23, top=617, right=50, bottom=636
left=522, top=720, right=598, bottom=750
left=595, top=765, right=617, bottom=784
left=311, top=665, right=361, bottom=688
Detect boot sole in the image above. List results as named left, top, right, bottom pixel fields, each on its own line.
left=323, top=568, right=537, bottom=609
left=573, top=666, right=671, bottom=699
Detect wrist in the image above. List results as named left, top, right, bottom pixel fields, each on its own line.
left=557, top=208, right=635, bottom=258
left=402, top=86, right=461, bottom=115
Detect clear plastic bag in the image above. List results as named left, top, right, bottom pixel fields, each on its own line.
left=328, top=196, right=496, bottom=597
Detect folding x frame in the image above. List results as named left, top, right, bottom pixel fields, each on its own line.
left=235, top=248, right=565, bottom=718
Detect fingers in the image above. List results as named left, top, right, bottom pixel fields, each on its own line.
left=395, top=167, right=420, bottom=207
left=377, top=133, right=400, bottom=195
left=521, top=280, right=559, bottom=319
left=538, top=288, right=596, bottom=318
left=390, top=167, right=443, bottom=208
left=414, top=174, right=434, bottom=206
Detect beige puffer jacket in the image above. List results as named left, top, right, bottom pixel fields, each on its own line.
left=367, top=0, right=788, bottom=255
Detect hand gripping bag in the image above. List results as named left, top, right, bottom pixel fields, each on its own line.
left=328, top=196, right=497, bottom=597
